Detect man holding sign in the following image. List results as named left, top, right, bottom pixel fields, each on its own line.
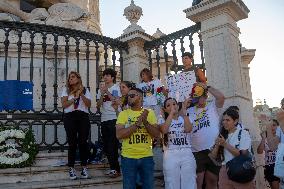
left=166, top=52, right=206, bottom=103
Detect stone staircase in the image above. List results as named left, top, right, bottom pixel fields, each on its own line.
left=0, top=151, right=164, bottom=189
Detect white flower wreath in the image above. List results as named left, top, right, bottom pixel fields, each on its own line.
left=0, top=127, right=38, bottom=168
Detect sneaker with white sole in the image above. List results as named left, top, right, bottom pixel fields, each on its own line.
left=69, top=167, right=77, bottom=180
left=104, top=169, right=112, bottom=175
left=81, top=167, right=89, bottom=179
left=109, top=170, right=121, bottom=178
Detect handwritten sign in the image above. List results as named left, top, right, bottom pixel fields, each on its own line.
left=165, top=71, right=196, bottom=102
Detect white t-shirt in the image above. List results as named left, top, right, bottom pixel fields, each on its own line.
left=60, top=87, right=92, bottom=113
left=158, top=116, right=191, bottom=150
left=264, top=139, right=277, bottom=165
left=97, top=84, right=121, bottom=122
left=223, top=128, right=251, bottom=164
left=187, top=100, right=220, bottom=152
left=137, top=79, right=162, bottom=106
left=237, top=122, right=245, bottom=130
left=276, top=127, right=284, bottom=143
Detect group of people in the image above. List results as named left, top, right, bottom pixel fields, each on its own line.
left=60, top=52, right=284, bottom=189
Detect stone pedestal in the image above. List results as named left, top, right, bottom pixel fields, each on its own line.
left=184, top=1, right=264, bottom=188
left=118, top=32, right=153, bottom=84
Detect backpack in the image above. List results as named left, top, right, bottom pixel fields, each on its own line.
left=226, top=130, right=256, bottom=183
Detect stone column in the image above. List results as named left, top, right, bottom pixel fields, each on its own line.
left=184, top=0, right=259, bottom=136
left=184, top=1, right=264, bottom=188
left=118, top=34, right=152, bottom=84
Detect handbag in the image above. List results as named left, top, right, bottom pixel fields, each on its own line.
left=274, top=143, right=284, bottom=178
left=226, top=130, right=256, bottom=183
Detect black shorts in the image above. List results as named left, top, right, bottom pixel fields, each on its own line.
left=193, top=149, right=221, bottom=176
left=264, top=164, right=280, bottom=183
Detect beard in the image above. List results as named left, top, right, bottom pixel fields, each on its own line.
left=128, top=101, right=135, bottom=107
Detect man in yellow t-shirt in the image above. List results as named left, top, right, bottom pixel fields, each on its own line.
left=116, top=88, right=160, bottom=189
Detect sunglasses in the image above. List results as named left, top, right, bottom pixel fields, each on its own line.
left=128, top=94, right=139, bottom=98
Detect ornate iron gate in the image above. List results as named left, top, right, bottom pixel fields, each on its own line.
left=144, top=23, right=205, bottom=78
left=0, top=21, right=128, bottom=151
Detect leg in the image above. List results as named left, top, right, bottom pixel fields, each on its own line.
left=204, top=171, right=218, bottom=189
left=197, top=172, right=205, bottom=189
left=107, top=119, right=120, bottom=172
left=163, top=150, right=181, bottom=189
left=271, top=181, right=280, bottom=189
left=218, top=166, right=233, bottom=189
left=121, top=156, right=138, bottom=189
left=193, top=151, right=207, bottom=189
left=101, top=121, right=109, bottom=157
left=140, top=156, right=155, bottom=189
left=64, top=112, right=78, bottom=167
left=180, top=149, right=197, bottom=189
left=205, top=151, right=221, bottom=189
left=101, top=120, right=120, bottom=173
left=78, top=112, right=91, bottom=166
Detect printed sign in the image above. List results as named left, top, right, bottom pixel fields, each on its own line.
left=0, top=80, right=33, bottom=111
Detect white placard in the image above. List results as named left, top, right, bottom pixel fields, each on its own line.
left=165, top=71, right=196, bottom=102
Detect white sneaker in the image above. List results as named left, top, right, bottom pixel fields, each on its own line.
left=81, top=167, right=89, bottom=179
left=104, top=169, right=112, bottom=175
left=69, top=167, right=77, bottom=180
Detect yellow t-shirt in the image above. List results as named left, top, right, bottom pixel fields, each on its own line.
left=116, top=108, right=157, bottom=159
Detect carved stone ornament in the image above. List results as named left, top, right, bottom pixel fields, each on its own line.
left=123, top=0, right=145, bottom=34
left=124, top=0, right=143, bottom=24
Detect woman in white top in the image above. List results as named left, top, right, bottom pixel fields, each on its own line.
left=216, top=109, right=255, bottom=189
left=257, top=119, right=280, bottom=189
left=159, top=97, right=196, bottom=189
left=61, top=71, right=92, bottom=180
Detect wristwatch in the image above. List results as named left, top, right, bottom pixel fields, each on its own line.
left=207, top=86, right=211, bottom=90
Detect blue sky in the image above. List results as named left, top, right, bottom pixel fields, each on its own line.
left=100, top=0, right=284, bottom=108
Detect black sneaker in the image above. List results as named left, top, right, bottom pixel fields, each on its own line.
left=81, top=167, right=89, bottom=179
left=69, top=167, right=77, bottom=180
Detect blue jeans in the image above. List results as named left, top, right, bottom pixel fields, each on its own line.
left=121, top=156, right=154, bottom=189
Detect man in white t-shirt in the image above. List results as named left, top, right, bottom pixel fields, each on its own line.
left=97, top=68, right=121, bottom=178
left=187, top=83, right=225, bottom=189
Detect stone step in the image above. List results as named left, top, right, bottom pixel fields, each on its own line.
left=35, top=151, right=72, bottom=167
left=0, top=151, right=164, bottom=188
left=0, top=176, right=165, bottom=189
left=0, top=170, right=164, bottom=189
left=0, top=164, right=109, bottom=184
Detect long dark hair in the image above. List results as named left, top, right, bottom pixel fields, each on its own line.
left=162, top=97, right=178, bottom=146
left=121, top=81, right=135, bottom=108
left=216, top=109, right=239, bottom=162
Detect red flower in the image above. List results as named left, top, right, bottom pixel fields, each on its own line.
left=157, top=87, right=163, bottom=93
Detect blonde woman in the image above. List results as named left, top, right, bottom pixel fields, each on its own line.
left=61, top=71, right=92, bottom=180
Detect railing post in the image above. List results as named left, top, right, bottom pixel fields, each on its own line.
left=184, top=1, right=264, bottom=188
left=117, top=33, right=152, bottom=84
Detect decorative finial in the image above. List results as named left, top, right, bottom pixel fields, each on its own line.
left=152, top=28, right=165, bottom=38
left=123, top=0, right=144, bottom=34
